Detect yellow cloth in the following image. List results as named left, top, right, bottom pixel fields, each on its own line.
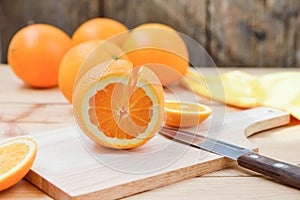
left=181, top=68, right=300, bottom=120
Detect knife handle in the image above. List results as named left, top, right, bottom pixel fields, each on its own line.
left=237, top=152, right=300, bottom=189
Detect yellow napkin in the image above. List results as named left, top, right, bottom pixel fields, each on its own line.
left=182, top=68, right=300, bottom=120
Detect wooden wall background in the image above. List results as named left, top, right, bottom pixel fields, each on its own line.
left=0, top=0, right=300, bottom=67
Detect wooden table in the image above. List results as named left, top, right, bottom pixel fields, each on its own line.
left=0, top=65, right=299, bottom=199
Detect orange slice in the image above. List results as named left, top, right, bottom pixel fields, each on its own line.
left=164, top=100, right=212, bottom=127
left=0, top=137, right=37, bottom=191
left=73, top=59, right=165, bottom=149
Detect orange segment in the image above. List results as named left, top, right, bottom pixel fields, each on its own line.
left=73, top=59, right=165, bottom=149
left=129, top=87, right=153, bottom=127
left=0, top=137, right=37, bottom=191
left=89, top=83, right=152, bottom=139
left=164, top=100, right=212, bottom=127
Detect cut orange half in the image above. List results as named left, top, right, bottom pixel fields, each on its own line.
left=73, top=59, right=165, bottom=149
left=0, top=137, right=37, bottom=191
left=164, top=100, right=212, bottom=127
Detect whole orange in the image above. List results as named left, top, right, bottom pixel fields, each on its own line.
left=58, top=39, right=128, bottom=103
left=72, top=18, right=128, bottom=47
left=8, top=24, right=71, bottom=88
left=122, top=23, right=189, bottom=86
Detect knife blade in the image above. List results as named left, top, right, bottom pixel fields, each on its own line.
left=160, top=126, right=300, bottom=190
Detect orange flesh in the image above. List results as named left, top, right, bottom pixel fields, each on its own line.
left=0, top=143, right=29, bottom=175
left=88, top=83, right=153, bottom=139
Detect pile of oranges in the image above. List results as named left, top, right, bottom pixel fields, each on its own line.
left=7, top=18, right=193, bottom=149
left=2, top=17, right=212, bottom=192
left=7, top=18, right=212, bottom=149
left=7, top=18, right=189, bottom=102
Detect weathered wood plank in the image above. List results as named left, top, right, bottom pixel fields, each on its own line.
left=0, top=0, right=100, bottom=63
left=103, top=0, right=208, bottom=67
left=103, top=0, right=300, bottom=67
left=1, top=0, right=300, bottom=67
left=263, top=0, right=300, bottom=67
left=103, top=0, right=207, bottom=46
left=208, top=0, right=300, bottom=67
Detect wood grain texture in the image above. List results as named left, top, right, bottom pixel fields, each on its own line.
left=237, top=152, right=300, bottom=189
left=208, top=0, right=300, bottom=67
left=0, top=66, right=73, bottom=140
left=0, top=180, right=52, bottom=200
left=0, top=66, right=300, bottom=199
left=103, top=0, right=208, bottom=68
left=24, top=107, right=289, bottom=199
left=25, top=127, right=230, bottom=200
left=1, top=0, right=300, bottom=67
left=0, top=103, right=73, bottom=139
left=0, top=66, right=69, bottom=103
left=124, top=176, right=300, bottom=200
left=250, top=124, right=300, bottom=166
left=103, top=0, right=207, bottom=46
left=103, top=0, right=300, bottom=67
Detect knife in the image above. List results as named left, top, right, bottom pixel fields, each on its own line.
left=160, top=126, right=300, bottom=189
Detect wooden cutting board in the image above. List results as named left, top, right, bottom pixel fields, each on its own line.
left=26, top=107, right=289, bottom=200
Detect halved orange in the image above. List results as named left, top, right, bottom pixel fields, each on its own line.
left=0, top=137, right=37, bottom=191
left=164, top=100, right=212, bottom=127
left=73, top=59, right=165, bottom=149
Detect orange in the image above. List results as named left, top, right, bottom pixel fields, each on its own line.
left=72, top=18, right=128, bottom=47
left=73, top=59, right=165, bottom=149
left=0, top=137, right=37, bottom=191
left=8, top=24, right=72, bottom=88
left=122, top=23, right=189, bottom=86
left=58, top=39, right=128, bottom=103
left=164, top=100, right=211, bottom=127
